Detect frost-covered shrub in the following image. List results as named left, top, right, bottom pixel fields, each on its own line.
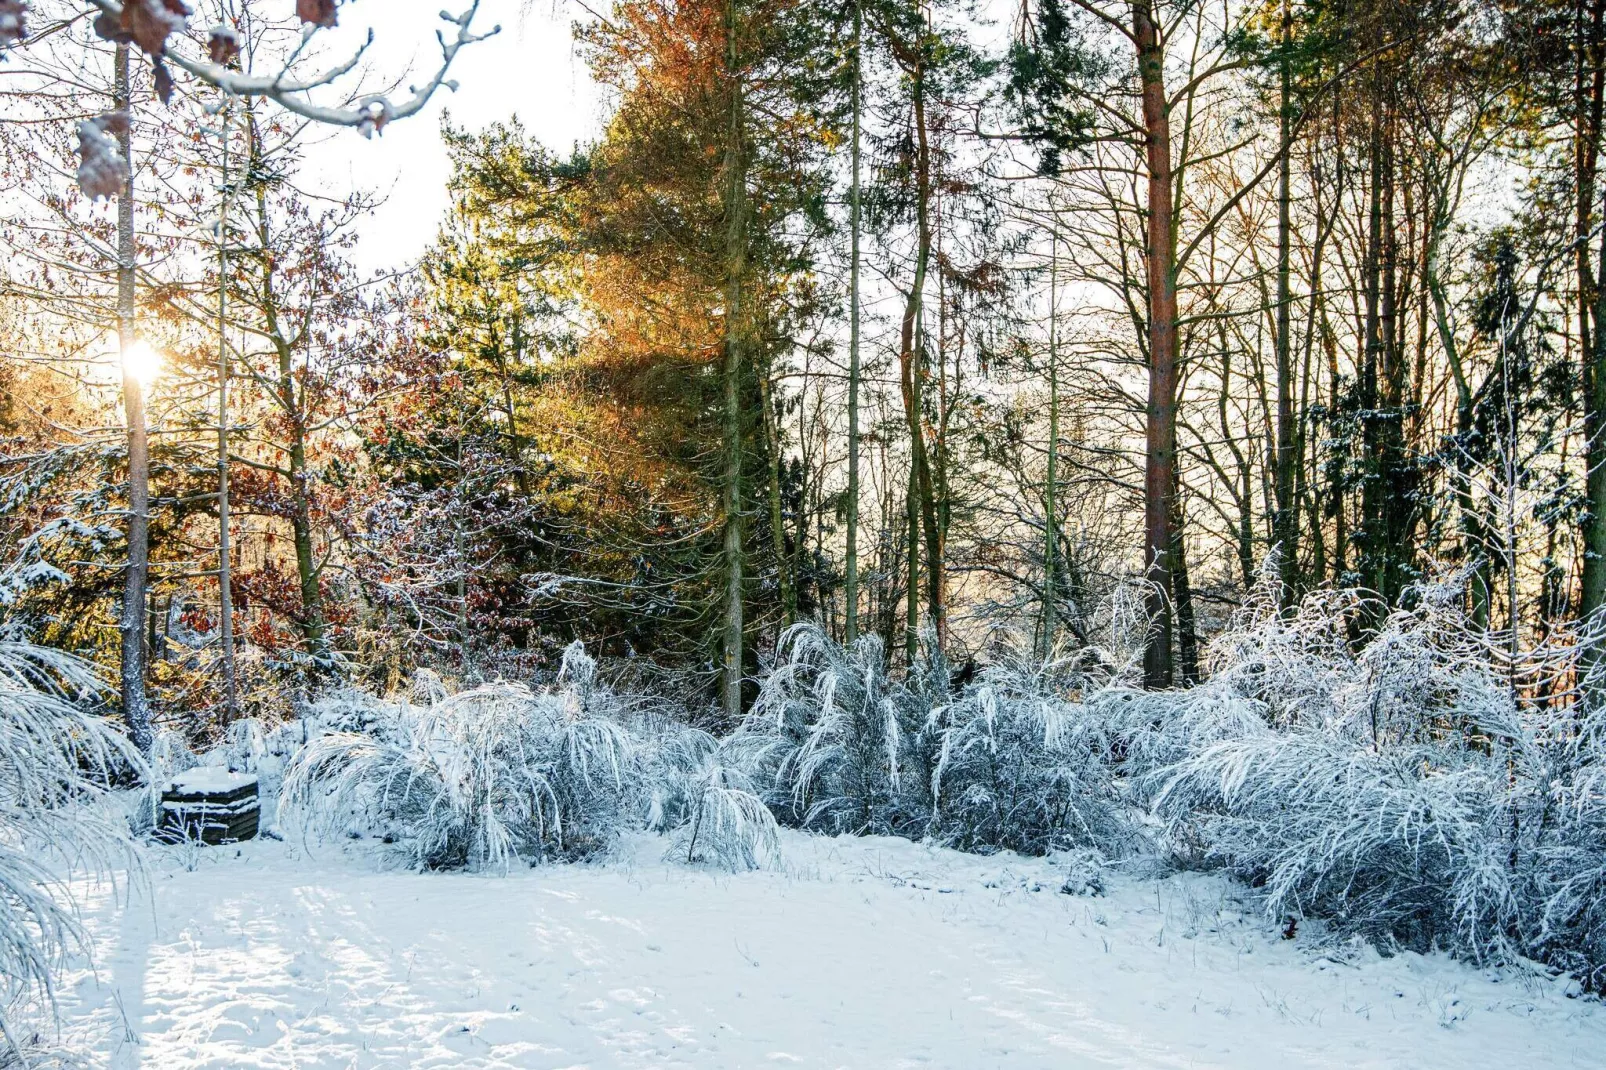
left=1152, top=729, right=1519, bottom=951
left=0, top=642, right=141, bottom=1055
left=1528, top=714, right=1606, bottom=990
left=735, top=624, right=941, bottom=836
left=929, top=647, right=1137, bottom=857
left=1137, top=575, right=1606, bottom=977
left=737, top=624, right=1140, bottom=858
left=282, top=643, right=637, bottom=869
left=1105, top=584, right=1377, bottom=779
left=645, top=727, right=779, bottom=870
left=307, top=686, right=412, bottom=741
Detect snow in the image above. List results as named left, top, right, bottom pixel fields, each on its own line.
left=165, top=768, right=258, bottom=795
left=52, top=830, right=1606, bottom=1069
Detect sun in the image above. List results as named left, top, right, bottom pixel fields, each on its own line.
left=121, top=340, right=163, bottom=390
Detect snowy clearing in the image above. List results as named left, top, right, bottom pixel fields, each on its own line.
left=48, top=830, right=1606, bottom=1069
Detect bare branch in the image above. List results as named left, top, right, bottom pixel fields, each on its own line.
left=82, top=0, right=498, bottom=133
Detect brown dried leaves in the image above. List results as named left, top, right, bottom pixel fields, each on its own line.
left=296, top=0, right=337, bottom=29
left=0, top=1, right=26, bottom=49
left=94, top=0, right=192, bottom=59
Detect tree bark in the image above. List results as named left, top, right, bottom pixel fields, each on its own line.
left=895, top=36, right=946, bottom=653
left=1172, top=478, right=1200, bottom=684
left=286, top=416, right=327, bottom=659
left=1427, top=217, right=1490, bottom=629
left=1587, top=224, right=1606, bottom=633
left=844, top=0, right=863, bottom=644
left=1272, top=0, right=1298, bottom=607
left=1042, top=230, right=1060, bottom=657
left=905, top=476, right=920, bottom=665
left=1577, top=0, right=1606, bottom=623
left=720, top=0, right=749, bottom=721
left=1375, top=99, right=1408, bottom=607
left=216, top=101, right=238, bottom=719
left=1136, top=1, right=1179, bottom=688
left=115, top=43, right=153, bottom=753
left=1358, top=72, right=1389, bottom=608
left=759, top=365, right=795, bottom=626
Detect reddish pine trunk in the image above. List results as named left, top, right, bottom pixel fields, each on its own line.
left=1136, top=2, right=1178, bottom=689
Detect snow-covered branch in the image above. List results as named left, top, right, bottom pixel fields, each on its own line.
left=80, top=0, right=498, bottom=134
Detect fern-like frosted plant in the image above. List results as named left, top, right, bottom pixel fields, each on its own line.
left=0, top=642, right=141, bottom=1058
left=738, top=624, right=1141, bottom=858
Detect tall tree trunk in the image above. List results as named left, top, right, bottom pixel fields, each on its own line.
left=455, top=408, right=469, bottom=668
left=759, top=366, right=795, bottom=626
left=720, top=0, right=749, bottom=721
left=1577, top=0, right=1606, bottom=625
left=216, top=101, right=237, bottom=718
left=251, top=111, right=328, bottom=664
left=1588, top=224, right=1606, bottom=635
left=905, top=476, right=919, bottom=665
left=844, top=0, right=863, bottom=644
left=285, top=414, right=326, bottom=659
left=115, top=44, right=152, bottom=753
left=878, top=438, right=899, bottom=654
left=1272, top=0, right=1298, bottom=607
left=1136, top=1, right=1179, bottom=688
left=1172, top=479, right=1200, bottom=684
left=1322, top=302, right=1347, bottom=584
left=1359, top=72, right=1387, bottom=608
left=1428, top=217, right=1490, bottom=629
left=1042, top=230, right=1060, bottom=657
left=1299, top=141, right=1332, bottom=598
left=896, top=42, right=945, bottom=652
left=1375, top=99, right=1409, bottom=607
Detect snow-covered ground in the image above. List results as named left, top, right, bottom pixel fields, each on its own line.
left=50, top=830, right=1606, bottom=1069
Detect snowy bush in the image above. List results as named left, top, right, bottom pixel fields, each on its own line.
left=1528, top=705, right=1606, bottom=990
left=646, top=728, right=780, bottom=870
left=735, top=624, right=941, bottom=836
left=1136, top=575, right=1606, bottom=980
left=282, top=643, right=637, bottom=869
left=737, top=624, right=1140, bottom=858
left=0, top=642, right=141, bottom=1057
left=929, top=645, right=1138, bottom=857
left=725, top=579, right=1606, bottom=986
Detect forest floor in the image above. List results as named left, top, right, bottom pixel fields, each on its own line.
left=46, top=827, right=1606, bottom=1069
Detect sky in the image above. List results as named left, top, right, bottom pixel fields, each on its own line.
left=297, top=0, right=605, bottom=274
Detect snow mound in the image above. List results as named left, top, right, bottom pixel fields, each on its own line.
left=165, top=768, right=257, bottom=795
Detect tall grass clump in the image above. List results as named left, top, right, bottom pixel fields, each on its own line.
left=283, top=642, right=637, bottom=869
left=0, top=642, right=141, bottom=1058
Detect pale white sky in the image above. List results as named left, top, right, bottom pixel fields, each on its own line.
left=297, top=0, right=604, bottom=274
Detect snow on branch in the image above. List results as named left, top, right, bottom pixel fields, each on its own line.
left=82, top=0, right=498, bottom=134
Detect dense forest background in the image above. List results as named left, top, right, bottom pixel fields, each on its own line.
left=2, top=0, right=1603, bottom=729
